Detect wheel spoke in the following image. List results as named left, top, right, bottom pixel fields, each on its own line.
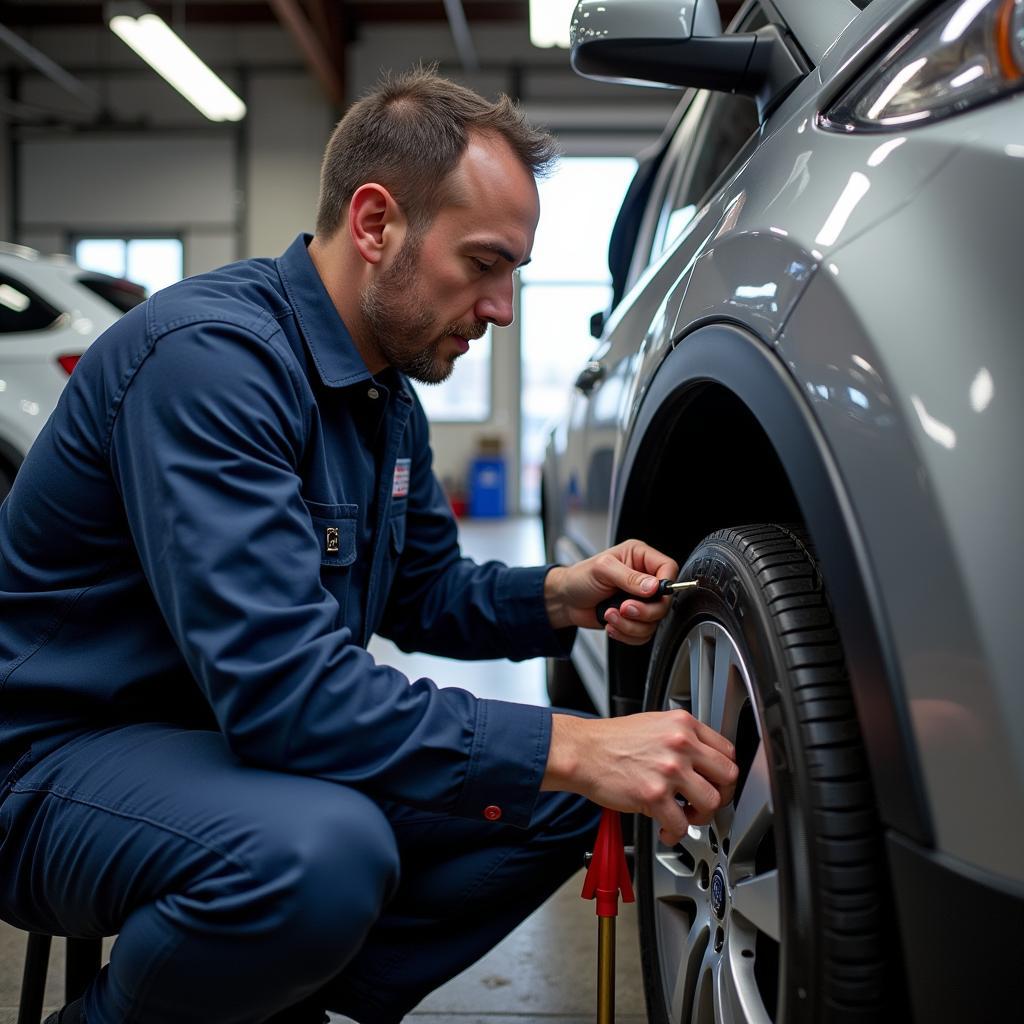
left=708, top=641, right=747, bottom=739
left=667, top=636, right=694, bottom=715
left=729, top=741, right=772, bottom=864
left=688, top=633, right=708, bottom=722
left=708, top=639, right=732, bottom=734
left=718, top=934, right=773, bottom=1024
left=709, top=644, right=745, bottom=836
left=689, top=943, right=717, bottom=1024
left=696, top=627, right=717, bottom=724
left=654, top=848, right=702, bottom=902
left=668, top=913, right=711, bottom=1023
left=679, top=822, right=709, bottom=861
left=732, top=869, right=781, bottom=942
left=712, top=956, right=733, bottom=1024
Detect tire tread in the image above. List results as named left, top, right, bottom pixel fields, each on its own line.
left=708, top=524, right=886, bottom=1010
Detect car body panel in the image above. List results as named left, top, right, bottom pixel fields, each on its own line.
left=772, top=0, right=861, bottom=65
left=778, top=109, right=1024, bottom=879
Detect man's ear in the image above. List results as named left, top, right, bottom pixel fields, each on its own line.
left=348, top=183, right=405, bottom=266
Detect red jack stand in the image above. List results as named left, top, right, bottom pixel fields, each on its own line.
left=581, top=808, right=635, bottom=1024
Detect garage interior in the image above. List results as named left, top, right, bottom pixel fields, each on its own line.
left=0, top=0, right=726, bottom=509
left=0, top=0, right=736, bottom=1019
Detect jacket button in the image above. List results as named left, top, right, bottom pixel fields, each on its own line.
left=483, top=805, right=502, bottom=821
left=367, top=387, right=380, bottom=399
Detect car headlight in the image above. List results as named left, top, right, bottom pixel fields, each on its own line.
left=822, top=0, right=1023, bottom=131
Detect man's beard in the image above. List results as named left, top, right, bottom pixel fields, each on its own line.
left=359, top=235, right=487, bottom=385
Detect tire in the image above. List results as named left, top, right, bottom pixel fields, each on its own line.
left=637, top=524, right=886, bottom=1024
left=545, top=656, right=596, bottom=713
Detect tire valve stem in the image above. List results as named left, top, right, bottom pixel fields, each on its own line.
left=596, top=579, right=699, bottom=627
left=657, top=580, right=699, bottom=594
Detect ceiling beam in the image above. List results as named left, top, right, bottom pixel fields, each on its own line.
left=442, top=0, right=478, bottom=71
left=267, top=0, right=345, bottom=108
left=0, top=21, right=94, bottom=102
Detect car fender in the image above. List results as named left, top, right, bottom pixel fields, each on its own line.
left=611, top=321, right=933, bottom=847
left=776, top=132, right=1024, bottom=880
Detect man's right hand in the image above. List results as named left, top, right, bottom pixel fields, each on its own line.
left=541, top=711, right=739, bottom=846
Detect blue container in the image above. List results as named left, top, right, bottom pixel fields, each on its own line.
left=469, top=457, right=506, bottom=518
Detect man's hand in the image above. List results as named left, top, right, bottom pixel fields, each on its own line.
left=544, top=539, right=679, bottom=646
left=542, top=712, right=739, bottom=846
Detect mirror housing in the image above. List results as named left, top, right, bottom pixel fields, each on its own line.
left=570, top=0, right=804, bottom=117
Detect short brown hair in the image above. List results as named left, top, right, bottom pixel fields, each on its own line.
left=315, top=66, right=558, bottom=238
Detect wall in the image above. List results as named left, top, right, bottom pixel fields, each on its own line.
left=17, top=133, right=238, bottom=270
left=246, top=72, right=332, bottom=259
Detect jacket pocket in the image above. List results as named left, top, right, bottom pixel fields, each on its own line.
left=302, top=499, right=358, bottom=568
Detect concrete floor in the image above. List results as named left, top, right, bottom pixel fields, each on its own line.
left=0, top=518, right=647, bottom=1023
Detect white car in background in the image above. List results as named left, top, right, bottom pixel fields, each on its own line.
left=0, top=243, right=145, bottom=501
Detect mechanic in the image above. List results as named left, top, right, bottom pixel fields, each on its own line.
left=0, top=68, right=738, bottom=1024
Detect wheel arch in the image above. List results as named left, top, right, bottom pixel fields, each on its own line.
left=609, top=322, right=932, bottom=845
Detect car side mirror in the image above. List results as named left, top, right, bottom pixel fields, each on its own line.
left=570, top=0, right=803, bottom=118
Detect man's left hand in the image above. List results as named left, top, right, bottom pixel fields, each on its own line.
left=544, top=539, right=680, bottom=646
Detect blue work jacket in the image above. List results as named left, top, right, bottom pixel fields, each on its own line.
left=0, top=234, right=574, bottom=828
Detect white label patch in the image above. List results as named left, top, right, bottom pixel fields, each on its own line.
left=392, top=458, right=411, bottom=498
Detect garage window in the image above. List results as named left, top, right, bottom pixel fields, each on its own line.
left=412, top=330, right=492, bottom=423
left=74, top=237, right=183, bottom=297
left=519, top=156, right=637, bottom=512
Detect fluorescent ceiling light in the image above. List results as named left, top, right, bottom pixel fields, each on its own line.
left=530, top=0, right=577, bottom=48
left=108, top=9, right=246, bottom=122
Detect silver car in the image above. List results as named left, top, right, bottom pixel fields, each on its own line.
left=542, top=1, right=1024, bottom=1020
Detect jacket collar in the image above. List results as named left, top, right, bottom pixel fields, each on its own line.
left=276, top=233, right=372, bottom=389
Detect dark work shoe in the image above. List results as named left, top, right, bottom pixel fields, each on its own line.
left=42, top=998, right=84, bottom=1023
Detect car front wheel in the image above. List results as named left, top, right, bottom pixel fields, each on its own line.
left=637, top=524, right=886, bottom=1023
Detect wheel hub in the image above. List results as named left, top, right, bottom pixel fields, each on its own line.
left=711, top=865, right=727, bottom=919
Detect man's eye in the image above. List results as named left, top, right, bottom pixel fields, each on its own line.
left=471, top=258, right=493, bottom=273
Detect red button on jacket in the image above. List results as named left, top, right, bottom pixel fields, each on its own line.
left=483, top=805, right=502, bottom=821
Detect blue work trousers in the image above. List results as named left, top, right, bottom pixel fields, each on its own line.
left=0, top=724, right=600, bottom=1023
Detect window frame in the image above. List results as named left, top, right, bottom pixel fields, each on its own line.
left=652, top=89, right=764, bottom=262
left=410, top=328, right=494, bottom=425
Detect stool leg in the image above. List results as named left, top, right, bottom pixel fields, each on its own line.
left=65, top=936, right=102, bottom=1003
left=17, top=932, right=51, bottom=1024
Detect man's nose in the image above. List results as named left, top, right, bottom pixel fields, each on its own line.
left=474, top=277, right=515, bottom=328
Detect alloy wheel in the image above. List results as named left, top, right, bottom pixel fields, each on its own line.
left=651, top=621, right=778, bottom=1024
